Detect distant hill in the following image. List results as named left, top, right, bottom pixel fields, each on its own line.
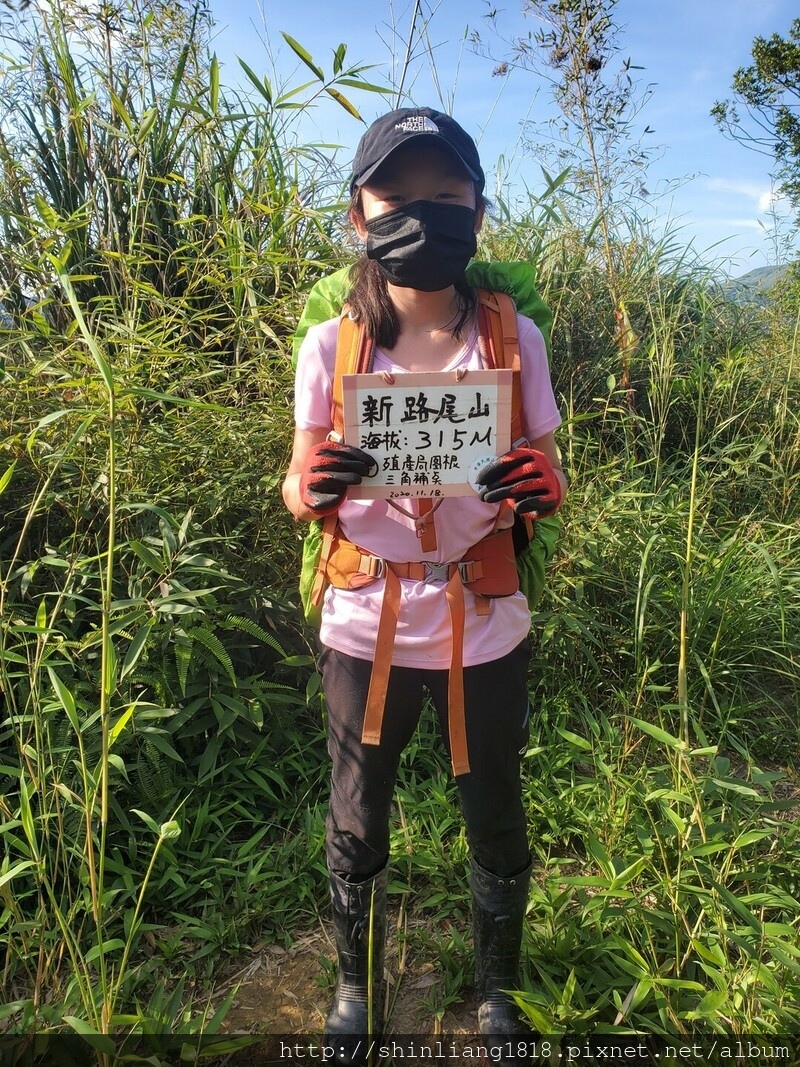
left=724, top=264, right=790, bottom=305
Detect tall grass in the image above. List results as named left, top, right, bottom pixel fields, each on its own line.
left=0, top=1, right=374, bottom=1054
left=1, top=0, right=799, bottom=1052
left=479, top=198, right=800, bottom=1034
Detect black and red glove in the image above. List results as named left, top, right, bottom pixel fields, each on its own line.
left=475, top=446, right=563, bottom=517
left=299, top=441, right=377, bottom=517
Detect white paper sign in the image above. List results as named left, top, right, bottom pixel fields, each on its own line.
left=342, top=369, right=512, bottom=499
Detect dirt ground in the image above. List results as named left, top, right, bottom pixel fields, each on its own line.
left=216, top=911, right=488, bottom=1066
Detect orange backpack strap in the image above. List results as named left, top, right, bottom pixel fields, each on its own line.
left=312, top=314, right=375, bottom=609
left=477, top=288, right=533, bottom=542
left=476, top=288, right=524, bottom=446
left=310, top=512, right=337, bottom=610
left=331, top=311, right=374, bottom=439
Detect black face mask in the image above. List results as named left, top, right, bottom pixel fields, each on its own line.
left=364, top=200, right=478, bottom=292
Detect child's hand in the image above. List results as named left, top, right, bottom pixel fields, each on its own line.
left=475, top=446, right=563, bottom=517
left=299, top=442, right=378, bottom=517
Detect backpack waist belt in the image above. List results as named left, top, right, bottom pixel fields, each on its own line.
left=323, top=525, right=519, bottom=777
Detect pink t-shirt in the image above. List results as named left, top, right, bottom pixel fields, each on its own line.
left=295, top=313, right=561, bottom=669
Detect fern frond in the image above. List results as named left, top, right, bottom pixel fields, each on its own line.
left=224, top=614, right=286, bottom=657
left=186, top=624, right=236, bottom=685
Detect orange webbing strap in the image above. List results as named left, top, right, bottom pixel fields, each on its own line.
left=331, top=312, right=374, bottom=438
left=361, top=567, right=402, bottom=744
left=315, top=314, right=375, bottom=606
left=416, top=498, right=438, bottom=552
left=310, top=512, right=338, bottom=609
left=444, top=569, right=469, bottom=775
left=360, top=563, right=470, bottom=776
left=476, top=289, right=523, bottom=445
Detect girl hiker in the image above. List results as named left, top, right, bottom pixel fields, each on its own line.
left=281, top=107, right=566, bottom=1060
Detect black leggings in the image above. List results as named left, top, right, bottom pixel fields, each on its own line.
left=319, top=638, right=532, bottom=880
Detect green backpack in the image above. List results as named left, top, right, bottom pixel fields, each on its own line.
left=294, top=261, right=561, bottom=625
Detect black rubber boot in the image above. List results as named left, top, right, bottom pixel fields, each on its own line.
left=324, top=865, right=388, bottom=1067
left=470, top=856, right=533, bottom=1037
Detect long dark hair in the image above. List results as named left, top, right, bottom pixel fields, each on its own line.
left=346, top=189, right=485, bottom=350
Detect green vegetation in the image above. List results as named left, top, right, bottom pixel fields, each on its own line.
left=1, top=0, right=799, bottom=1057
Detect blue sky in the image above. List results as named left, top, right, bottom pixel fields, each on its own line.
left=207, top=0, right=799, bottom=277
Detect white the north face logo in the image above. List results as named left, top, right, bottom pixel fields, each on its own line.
left=395, top=115, right=439, bottom=134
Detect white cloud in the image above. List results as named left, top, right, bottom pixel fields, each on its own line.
left=718, top=218, right=765, bottom=231
left=706, top=177, right=770, bottom=204
left=706, top=177, right=790, bottom=215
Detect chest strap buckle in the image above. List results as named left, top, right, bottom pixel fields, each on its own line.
left=424, top=561, right=452, bottom=584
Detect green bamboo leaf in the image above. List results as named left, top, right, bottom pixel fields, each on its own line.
left=275, top=79, right=318, bottom=106
left=335, top=78, right=393, bottom=94
left=47, top=668, right=80, bottom=733
left=129, top=540, right=165, bottom=574
left=35, top=600, right=47, bottom=631
left=585, top=832, right=614, bottom=879
left=104, top=639, right=117, bottom=695
left=0, top=461, right=16, bottom=495
left=651, top=978, right=705, bottom=991
left=18, top=778, right=38, bottom=860
left=210, top=54, right=219, bottom=113
left=198, top=736, right=223, bottom=783
left=685, top=990, right=728, bottom=1020
left=163, top=40, right=190, bottom=130
left=110, top=706, right=136, bottom=746
left=643, top=787, right=692, bottom=804
left=691, top=937, right=726, bottom=968
left=0, top=860, right=37, bottom=890
left=686, top=840, right=729, bottom=858
left=732, top=828, right=774, bottom=848
left=662, top=806, right=687, bottom=834
left=126, top=386, right=226, bottom=410
left=108, top=754, right=128, bottom=781
left=108, top=88, right=134, bottom=134
left=237, top=59, right=273, bottom=105
left=53, top=266, right=113, bottom=394
left=333, top=43, right=346, bottom=75
left=324, top=86, right=361, bottom=120
left=34, top=410, right=70, bottom=430
left=34, top=193, right=60, bottom=229
left=0, top=1001, right=32, bottom=1022
left=140, top=729, right=183, bottom=763
left=609, top=855, right=650, bottom=890
left=131, top=808, right=160, bottom=835
left=628, top=715, right=689, bottom=751
left=710, top=777, right=762, bottom=798
left=84, top=939, right=125, bottom=964
left=618, top=940, right=652, bottom=975
left=197, top=988, right=240, bottom=1041
left=136, top=107, right=158, bottom=143
left=120, top=621, right=153, bottom=680
left=281, top=33, right=324, bottom=80
left=710, top=879, right=763, bottom=933
left=62, top=1017, right=116, bottom=1054
left=555, top=726, right=592, bottom=750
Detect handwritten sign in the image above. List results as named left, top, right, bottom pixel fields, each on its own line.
left=342, top=369, right=512, bottom=499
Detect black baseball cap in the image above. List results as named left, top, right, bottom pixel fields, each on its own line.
left=350, top=107, right=485, bottom=193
